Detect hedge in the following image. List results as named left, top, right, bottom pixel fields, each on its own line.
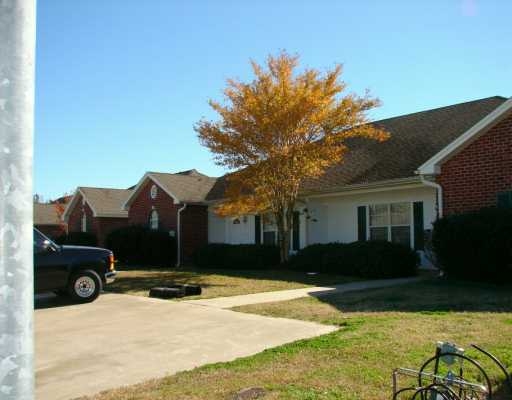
left=288, top=240, right=418, bottom=278
left=193, top=243, right=280, bottom=269
left=105, top=226, right=176, bottom=267
left=286, top=243, right=343, bottom=271
left=432, top=207, right=512, bottom=282
left=55, top=232, right=98, bottom=247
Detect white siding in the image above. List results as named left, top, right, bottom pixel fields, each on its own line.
left=226, top=215, right=255, bottom=244
left=306, top=203, right=329, bottom=244
left=208, top=209, right=256, bottom=244
left=208, top=210, right=226, bottom=243
left=305, top=185, right=437, bottom=245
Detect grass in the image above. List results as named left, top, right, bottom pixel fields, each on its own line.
left=85, top=279, right=512, bottom=400
left=106, top=266, right=358, bottom=299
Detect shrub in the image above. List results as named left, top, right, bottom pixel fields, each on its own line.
left=105, top=225, right=176, bottom=267
left=341, top=241, right=418, bottom=278
left=289, top=241, right=418, bottom=278
left=287, top=243, right=345, bottom=272
left=55, top=232, right=97, bottom=247
left=193, top=243, right=280, bottom=269
left=432, top=207, right=512, bottom=282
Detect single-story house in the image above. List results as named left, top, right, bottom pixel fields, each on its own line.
left=34, top=203, right=67, bottom=239
left=122, top=169, right=217, bottom=264
left=206, top=95, right=512, bottom=261
left=63, top=187, right=132, bottom=246
left=63, top=96, right=512, bottom=265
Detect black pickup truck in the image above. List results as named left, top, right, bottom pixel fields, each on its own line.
left=34, top=228, right=117, bottom=303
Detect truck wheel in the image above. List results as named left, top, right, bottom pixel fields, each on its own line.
left=68, top=270, right=102, bottom=303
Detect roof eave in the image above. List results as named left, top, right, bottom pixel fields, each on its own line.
left=300, top=176, right=424, bottom=199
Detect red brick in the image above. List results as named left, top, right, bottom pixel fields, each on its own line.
left=437, top=113, right=512, bottom=215
left=67, top=193, right=129, bottom=247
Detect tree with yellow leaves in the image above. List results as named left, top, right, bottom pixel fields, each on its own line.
left=196, top=52, right=389, bottom=263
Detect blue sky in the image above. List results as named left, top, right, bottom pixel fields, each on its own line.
left=35, top=0, right=512, bottom=200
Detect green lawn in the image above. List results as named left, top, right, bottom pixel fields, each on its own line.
left=87, top=279, right=512, bottom=400
left=106, top=266, right=358, bottom=299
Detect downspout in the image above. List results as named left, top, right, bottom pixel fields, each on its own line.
left=176, top=203, right=187, bottom=267
left=420, top=175, right=443, bottom=219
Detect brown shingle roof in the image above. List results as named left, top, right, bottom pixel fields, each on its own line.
left=301, top=96, right=507, bottom=193
left=34, top=203, right=62, bottom=225
left=205, top=96, right=508, bottom=200
left=149, top=172, right=217, bottom=203
left=79, top=187, right=132, bottom=217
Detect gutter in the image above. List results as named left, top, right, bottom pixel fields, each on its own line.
left=419, top=175, right=443, bottom=219
left=301, top=176, right=423, bottom=199
left=176, top=203, right=187, bottom=267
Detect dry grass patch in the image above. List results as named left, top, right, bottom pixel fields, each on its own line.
left=106, top=267, right=357, bottom=299
left=85, top=279, right=512, bottom=400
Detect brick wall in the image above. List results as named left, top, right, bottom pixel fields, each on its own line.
left=95, top=217, right=129, bottom=248
left=128, top=179, right=179, bottom=233
left=181, top=205, right=208, bottom=262
left=67, top=194, right=128, bottom=246
left=437, top=112, right=512, bottom=215
left=128, top=180, right=209, bottom=263
left=67, top=194, right=94, bottom=233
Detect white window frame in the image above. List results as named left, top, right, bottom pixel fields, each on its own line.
left=81, top=213, right=87, bottom=232
left=150, top=184, right=158, bottom=200
left=367, top=202, right=414, bottom=248
left=149, top=209, right=159, bottom=230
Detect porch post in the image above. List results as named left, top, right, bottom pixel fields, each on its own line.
left=0, top=1, right=37, bottom=399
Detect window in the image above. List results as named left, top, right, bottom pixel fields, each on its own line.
left=150, top=184, right=158, bottom=200
left=262, top=213, right=277, bottom=245
left=369, top=202, right=411, bottom=247
left=34, top=228, right=48, bottom=253
left=81, top=213, right=87, bottom=232
left=149, top=210, right=159, bottom=230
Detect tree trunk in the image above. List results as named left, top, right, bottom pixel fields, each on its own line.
left=275, top=202, right=295, bottom=264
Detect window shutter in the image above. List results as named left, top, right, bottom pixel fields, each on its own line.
left=413, top=201, right=424, bottom=250
left=254, top=215, right=261, bottom=244
left=357, top=206, right=367, bottom=241
left=292, top=211, right=300, bottom=251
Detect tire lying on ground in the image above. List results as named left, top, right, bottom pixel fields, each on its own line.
left=166, top=283, right=202, bottom=296
left=149, top=287, right=185, bottom=299
left=182, top=284, right=201, bottom=296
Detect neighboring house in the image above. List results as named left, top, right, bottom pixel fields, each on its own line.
left=63, top=187, right=132, bottom=246
left=207, top=96, right=512, bottom=263
left=62, top=96, right=512, bottom=266
left=34, top=203, right=67, bottom=239
left=122, top=169, right=217, bottom=264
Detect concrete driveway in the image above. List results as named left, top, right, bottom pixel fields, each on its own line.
left=35, top=292, right=336, bottom=400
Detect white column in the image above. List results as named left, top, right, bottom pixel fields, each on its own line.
left=0, top=1, right=36, bottom=399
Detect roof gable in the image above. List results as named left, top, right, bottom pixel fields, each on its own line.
left=63, top=187, right=131, bottom=219
left=123, top=170, right=218, bottom=208
left=417, top=97, right=512, bottom=175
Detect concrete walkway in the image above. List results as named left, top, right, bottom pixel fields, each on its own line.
left=184, top=277, right=421, bottom=309
left=35, top=292, right=336, bottom=400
